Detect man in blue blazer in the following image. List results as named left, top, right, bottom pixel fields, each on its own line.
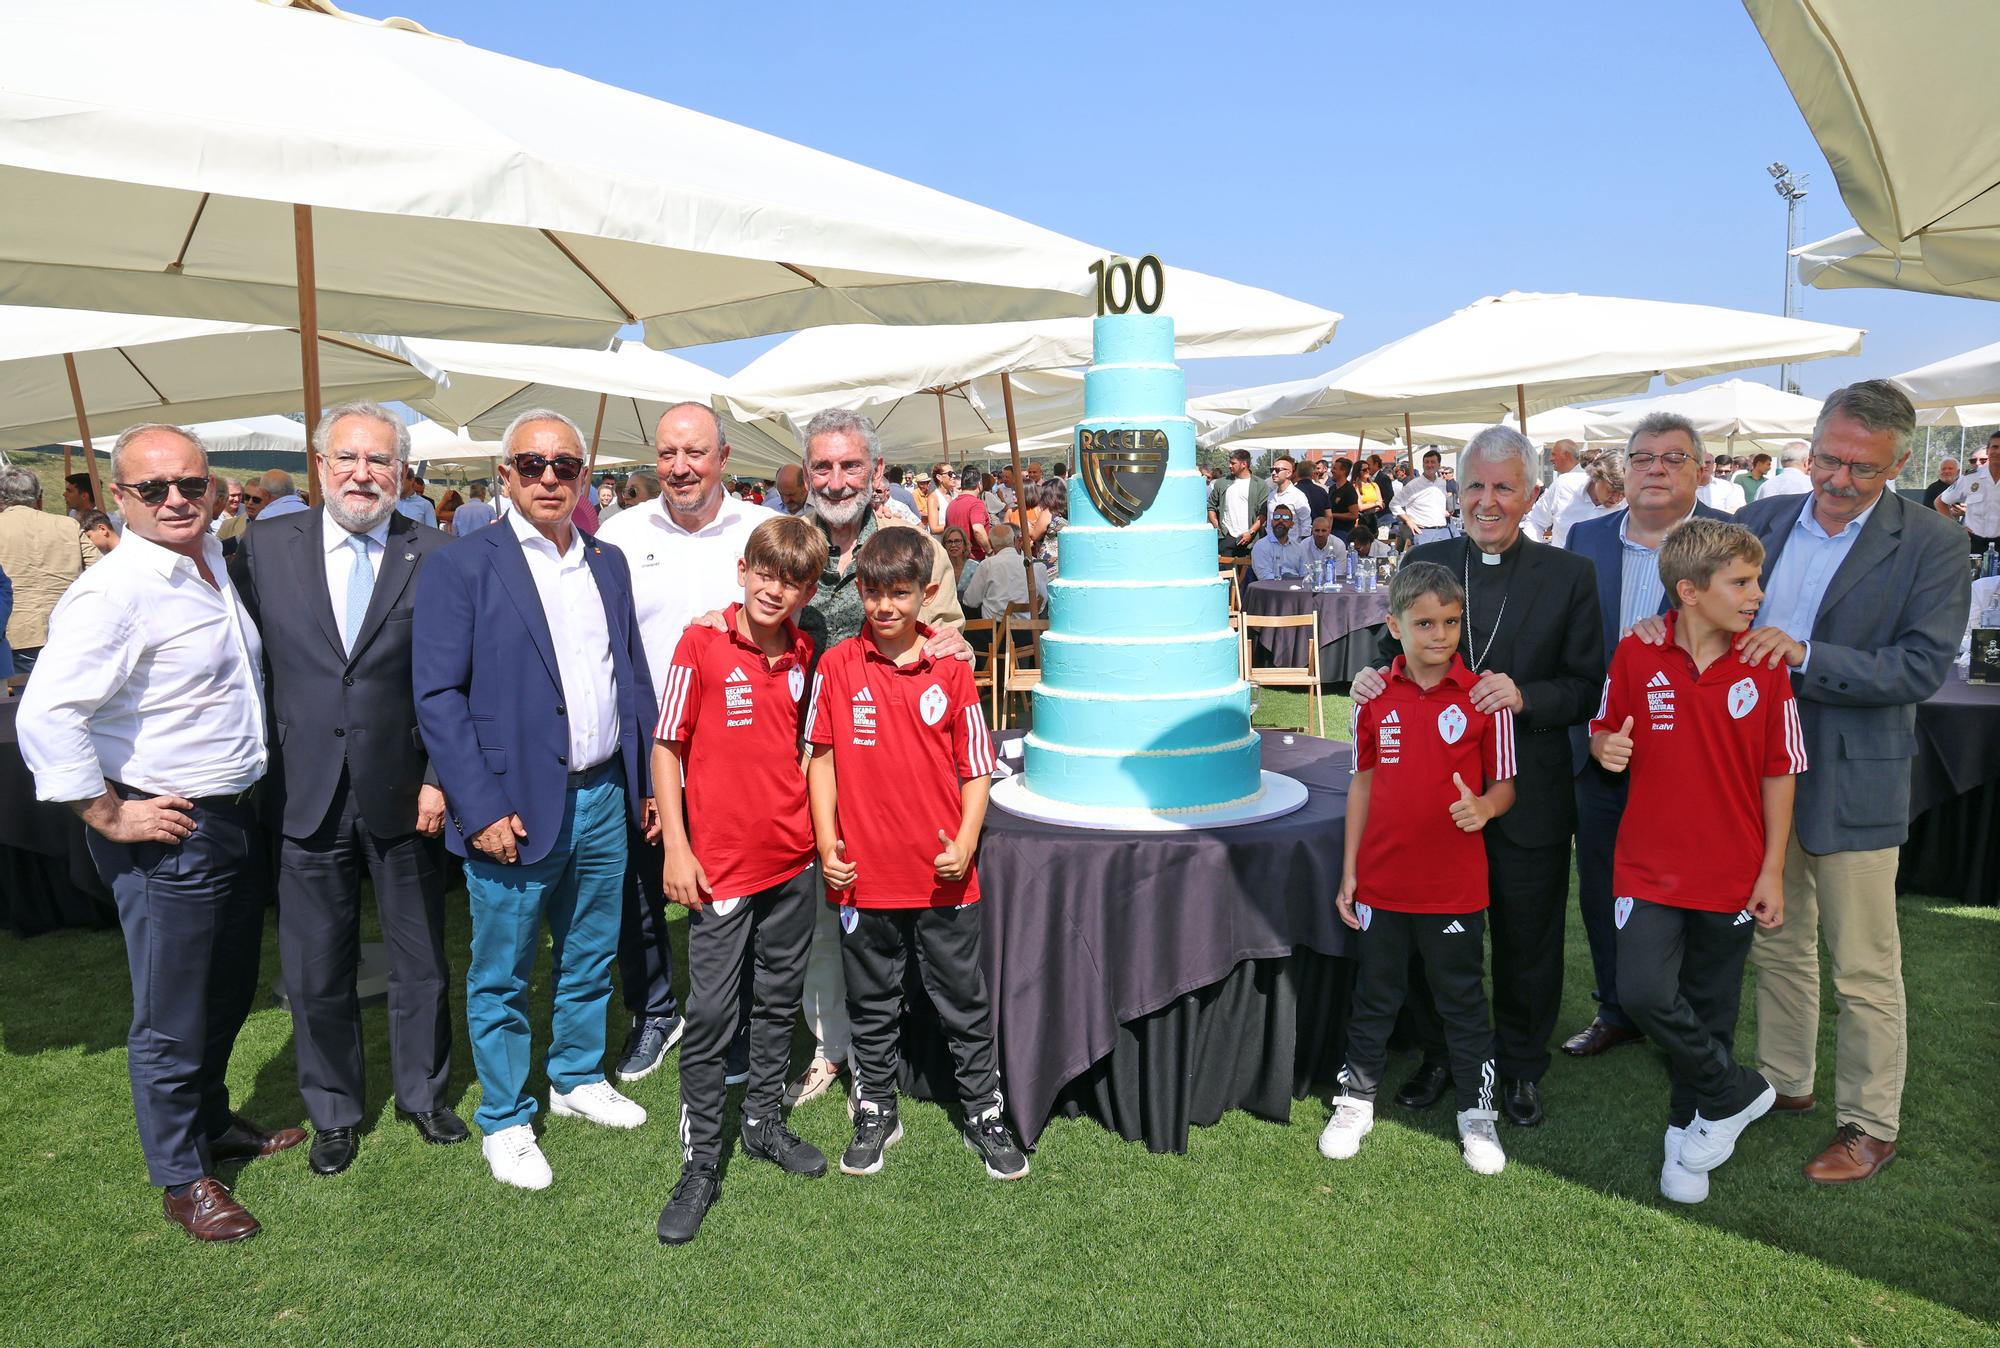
left=414, top=409, right=658, bottom=1191
left=1561, top=413, right=1733, bottom=1058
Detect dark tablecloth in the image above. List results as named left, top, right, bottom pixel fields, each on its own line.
left=1245, top=580, right=1390, bottom=679
left=1898, top=676, right=2000, bottom=905
left=901, top=732, right=1352, bottom=1152
left=0, top=700, right=114, bottom=935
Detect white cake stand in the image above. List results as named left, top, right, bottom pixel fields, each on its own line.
left=990, top=767, right=1309, bottom=833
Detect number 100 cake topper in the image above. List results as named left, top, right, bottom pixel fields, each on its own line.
left=1088, top=254, right=1165, bottom=315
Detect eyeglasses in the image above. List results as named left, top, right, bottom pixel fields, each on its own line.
left=1626, top=451, right=1693, bottom=470
left=510, top=453, right=584, bottom=483
left=325, top=451, right=400, bottom=477
left=1809, top=452, right=1890, bottom=481
left=116, top=475, right=211, bottom=507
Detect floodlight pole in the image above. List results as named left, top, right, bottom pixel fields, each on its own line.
left=1768, top=164, right=1809, bottom=393
left=294, top=204, right=324, bottom=505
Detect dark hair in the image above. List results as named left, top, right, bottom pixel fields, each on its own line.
left=1228, top=449, right=1251, bottom=464
left=744, top=514, right=830, bottom=584
left=885, top=464, right=905, bottom=484
left=78, top=510, right=113, bottom=533
left=1752, top=452, right=1772, bottom=469
left=65, top=472, right=95, bottom=501
left=854, top=526, right=933, bottom=592
left=1422, top=449, right=1442, bottom=464
left=1388, top=560, right=1464, bottom=618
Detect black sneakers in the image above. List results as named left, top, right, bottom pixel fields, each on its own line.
left=839, top=1101, right=903, bottom=1176
left=741, top=1115, right=828, bottom=1178
left=657, top=1164, right=721, bottom=1246
left=615, top=1014, right=684, bottom=1082
left=723, top=1031, right=750, bottom=1087
left=965, top=1107, right=1029, bottom=1181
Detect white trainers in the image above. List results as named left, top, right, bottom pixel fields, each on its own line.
left=1660, top=1126, right=1709, bottom=1204
left=785, top=1055, right=844, bottom=1109
left=1457, top=1109, right=1506, bottom=1175
left=1317, top=1096, right=1374, bottom=1160
left=550, top=1079, right=648, bottom=1130
left=481, top=1124, right=553, bottom=1190
left=1679, top=1082, right=1775, bottom=1173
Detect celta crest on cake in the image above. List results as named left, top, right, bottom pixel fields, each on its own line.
left=1017, top=312, right=1263, bottom=813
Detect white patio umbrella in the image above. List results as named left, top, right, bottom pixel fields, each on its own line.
left=1919, top=403, right=2000, bottom=429
left=392, top=337, right=797, bottom=476
left=1582, top=379, right=1826, bottom=449
left=1791, top=229, right=2000, bottom=303
left=0, top=307, right=437, bottom=504
left=0, top=0, right=1099, bottom=489
left=1200, top=291, right=1864, bottom=447
left=1889, top=340, right=2000, bottom=408
left=70, top=413, right=310, bottom=461
left=1747, top=0, right=2000, bottom=299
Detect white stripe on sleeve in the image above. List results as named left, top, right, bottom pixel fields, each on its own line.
left=655, top=665, right=692, bottom=741
left=963, top=705, right=995, bottom=776
left=1491, top=707, right=1517, bottom=780
left=803, top=672, right=826, bottom=744
left=1783, top=697, right=1808, bottom=773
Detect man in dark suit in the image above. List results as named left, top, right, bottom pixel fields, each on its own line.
left=1562, top=413, right=1733, bottom=1057
left=1725, top=382, right=1967, bottom=1183
left=413, top=408, right=657, bottom=1191
left=234, top=404, right=465, bottom=1177
left=1355, top=427, right=1604, bottom=1125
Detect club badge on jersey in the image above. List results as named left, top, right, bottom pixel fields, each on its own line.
left=1727, top=677, right=1758, bottom=720
left=788, top=667, right=805, bottom=701
left=918, top=684, right=948, bottom=726
left=1436, top=704, right=1467, bottom=745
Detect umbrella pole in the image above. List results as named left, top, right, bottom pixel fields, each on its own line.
left=936, top=390, right=955, bottom=471
left=1403, top=412, right=1412, bottom=459
left=1516, top=383, right=1527, bottom=434
left=586, top=391, right=608, bottom=479
left=998, top=371, right=1037, bottom=605
left=62, top=353, right=104, bottom=509
left=293, top=205, right=324, bottom=506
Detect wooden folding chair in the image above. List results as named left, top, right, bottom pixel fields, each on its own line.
left=1240, top=611, right=1324, bottom=737
left=995, top=612, right=1047, bottom=730
left=962, top=618, right=999, bottom=728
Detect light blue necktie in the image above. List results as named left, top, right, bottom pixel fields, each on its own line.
left=343, top=533, right=375, bottom=655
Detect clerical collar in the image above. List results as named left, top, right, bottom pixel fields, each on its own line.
left=1468, top=532, right=1521, bottom=566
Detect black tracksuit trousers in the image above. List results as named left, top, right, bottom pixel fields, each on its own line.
left=1342, top=906, right=1497, bottom=1114
left=1614, top=898, right=1767, bottom=1128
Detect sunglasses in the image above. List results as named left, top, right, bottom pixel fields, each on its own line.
left=510, top=453, right=585, bottom=483
left=116, top=475, right=211, bottom=507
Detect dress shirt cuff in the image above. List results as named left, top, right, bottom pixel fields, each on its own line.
left=1795, top=640, right=1811, bottom=673
left=35, top=762, right=108, bottom=807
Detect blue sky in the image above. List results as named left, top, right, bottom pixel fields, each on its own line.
left=414, top=0, right=1987, bottom=401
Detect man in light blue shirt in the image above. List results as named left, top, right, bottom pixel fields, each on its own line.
left=395, top=465, right=437, bottom=528
left=1251, top=504, right=1312, bottom=580
left=255, top=469, right=310, bottom=520
left=1756, top=492, right=1880, bottom=671
left=450, top=483, right=496, bottom=536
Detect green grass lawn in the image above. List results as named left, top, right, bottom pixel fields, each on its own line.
left=1, top=697, right=1993, bottom=1346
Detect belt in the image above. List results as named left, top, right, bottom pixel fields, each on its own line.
left=566, top=758, right=617, bottom=790
left=109, top=780, right=260, bottom=809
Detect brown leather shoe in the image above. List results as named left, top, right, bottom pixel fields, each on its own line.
left=163, top=1177, right=261, bottom=1242
left=1803, top=1123, right=1897, bottom=1184
left=209, top=1114, right=307, bottom=1164
left=1560, top=1018, right=1644, bottom=1057
left=1770, top=1092, right=1816, bottom=1115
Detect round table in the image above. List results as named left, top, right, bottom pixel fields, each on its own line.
left=1244, top=580, right=1390, bottom=682
left=1898, top=674, right=2000, bottom=905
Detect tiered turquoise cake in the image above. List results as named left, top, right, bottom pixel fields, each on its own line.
left=1021, top=313, right=1263, bottom=813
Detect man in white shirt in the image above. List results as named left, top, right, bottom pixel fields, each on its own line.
left=597, top=402, right=772, bottom=1080
left=1936, top=432, right=2000, bottom=553
left=1206, top=448, right=1268, bottom=558
left=961, top=523, right=1047, bottom=618
left=1759, top=441, right=1815, bottom=499
left=1261, top=455, right=1313, bottom=541
left=1251, top=504, right=1312, bottom=580
left=1392, top=448, right=1453, bottom=546
left=414, top=408, right=657, bottom=1190
left=1695, top=452, right=1747, bottom=514
left=20, top=422, right=302, bottom=1242
left=1525, top=439, right=1589, bottom=542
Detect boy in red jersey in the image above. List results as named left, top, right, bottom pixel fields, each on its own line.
left=1321, top=562, right=1517, bottom=1175
left=652, top=516, right=829, bottom=1246
left=802, top=528, right=1024, bottom=1181
left=1590, top=518, right=1802, bottom=1204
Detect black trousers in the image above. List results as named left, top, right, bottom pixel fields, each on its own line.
left=1969, top=532, right=2000, bottom=556
left=277, top=775, right=451, bottom=1129
left=1572, top=764, right=1634, bottom=1029
left=675, top=867, right=816, bottom=1167
left=842, top=904, right=1001, bottom=1117
left=88, top=791, right=264, bottom=1187
left=1616, top=899, right=1766, bottom=1127
left=1404, top=833, right=1570, bottom=1082
left=1342, top=906, right=1496, bottom=1114
left=617, top=823, right=680, bottom=1020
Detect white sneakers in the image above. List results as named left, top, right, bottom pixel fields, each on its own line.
left=1317, top=1097, right=1375, bottom=1160
left=1660, top=1126, right=1709, bottom=1204
left=481, top=1125, right=553, bottom=1190
left=1456, top=1110, right=1506, bottom=1176
left=550, top=1079, right=649, bottom=1130
left=1679, top=1083, right=1775, bottom=1173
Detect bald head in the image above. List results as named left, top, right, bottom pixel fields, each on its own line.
left=775, top=462, right=807, bottom=512
left=1549, top=439, right=1580, bottom=472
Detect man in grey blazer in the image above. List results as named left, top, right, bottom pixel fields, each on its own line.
left=1726, top=381, right=1967, bottom=1184
left=234, top=403, right=466, bottom=1177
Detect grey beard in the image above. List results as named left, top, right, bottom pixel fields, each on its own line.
left=325, top=484, right=397, bottom=532
left=812, top=488, right=868, bottom=527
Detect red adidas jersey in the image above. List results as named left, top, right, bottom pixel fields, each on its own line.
left=655, top=605, right=815, bottom=898
left=803, top=626, right=996, bottom=909
left=1589, top=613, right=1807, bottom=913
left=1351, top=655, right=1517, bottom=914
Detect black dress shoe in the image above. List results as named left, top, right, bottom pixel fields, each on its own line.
left=209, top=1114, right=308, bottom=1164
left=1501, top=1078, right=1544, bottom=1128
left=309, top=1127, right=357, bottom=1176
left=397, top=1106, right=470, bottom=1145
left=1394, top=1061, right=1450, bottom=1109
left=1560, top=1018, right=1645, bottom=1057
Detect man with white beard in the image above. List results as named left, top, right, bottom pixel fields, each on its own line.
left=232, top=402, right=464, bottom=1178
